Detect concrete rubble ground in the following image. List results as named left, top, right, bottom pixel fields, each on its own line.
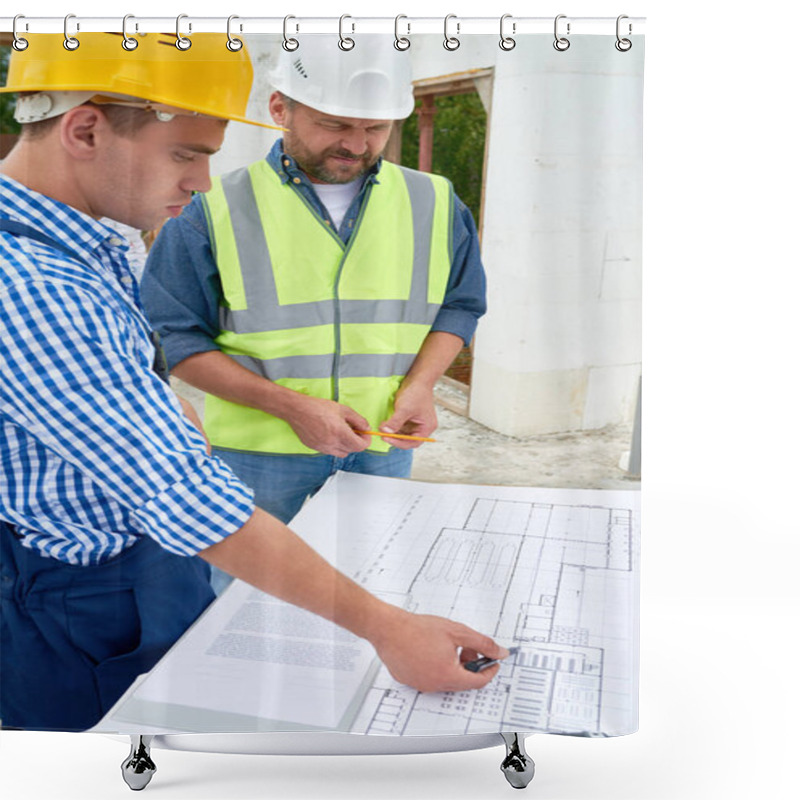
left=175, top=377, right=640, bottom=493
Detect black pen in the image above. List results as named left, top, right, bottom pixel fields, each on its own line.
left=464, top=646, right=519, bottom=673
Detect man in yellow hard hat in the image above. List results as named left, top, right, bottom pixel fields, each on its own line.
left=0, top=32, right=506, bottom=732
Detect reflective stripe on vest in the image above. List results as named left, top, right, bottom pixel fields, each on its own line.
left=201, top=159, right=453, bottom=455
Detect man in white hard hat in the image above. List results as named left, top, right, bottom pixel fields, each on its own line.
left=142, top=36, right=487, bottom=592
left=0, top=33, right=505, bottom=733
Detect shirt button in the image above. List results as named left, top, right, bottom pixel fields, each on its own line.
left=324, top=220, right=331, bottom=225
left=108, top=237, right=124, bottom=247
left=292, top=177, right=301, bottom=184
left=283, top=159, right=291, bottom=167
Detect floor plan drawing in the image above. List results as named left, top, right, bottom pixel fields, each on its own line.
left=95, top=474, right=639, bottom=738
left=333, top=482, right=639, bottom=737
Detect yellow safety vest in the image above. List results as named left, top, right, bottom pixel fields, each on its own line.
left=201, top=159, right=453, bottom=454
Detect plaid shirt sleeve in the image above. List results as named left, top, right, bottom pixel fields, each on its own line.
left=0, top=271, right=255, bottom=565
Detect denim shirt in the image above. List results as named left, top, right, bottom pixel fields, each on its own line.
left=141, top=139, right=487, bottom=371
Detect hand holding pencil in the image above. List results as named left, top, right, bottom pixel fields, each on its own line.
left=374, top=382, right=439, bottom=450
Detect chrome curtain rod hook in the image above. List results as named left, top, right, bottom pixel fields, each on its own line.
left=499, top=13, right=516, bottom=51
left=227, top=15, right=243, bottom=52
left=339, top=14, right=355, bottom=51
left=175, top=14, right=192, bottom=51
left=553, top=14, right=570, bottom=51
left=63, top=13, right=79, bottom=51
left=443, top=13, right=460, bottom=51
left=12, top=14, right=29, bottom=51
left=122, top=14, right=138, bottom=51
left=394, top=14, right=410, bottom=51
left=282, top=15, right=299, bottom=51
left=615, top=14, right=633, bottom=51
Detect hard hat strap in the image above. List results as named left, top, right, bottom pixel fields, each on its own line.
left=14, top=91, right=203, bottom=125
left=14, top=91, right=95, bottom=123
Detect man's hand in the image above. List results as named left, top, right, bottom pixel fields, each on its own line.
left=201, top=509, right=508, bottom=695
left=378, top=381, right=438, bottom=450
left=285, top=394, right=373, bottom=457
left=378, top=331, right=465, bottom=449
left=369, top=605, right=509, bottom=693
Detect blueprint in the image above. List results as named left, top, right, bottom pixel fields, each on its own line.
left=95, top=473, right=639, bottom=737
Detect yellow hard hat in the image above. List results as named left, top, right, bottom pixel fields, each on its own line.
left=0, top=32, right=278, bottom=129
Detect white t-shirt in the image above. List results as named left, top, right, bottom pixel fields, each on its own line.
left=313, top=178, right=365, bottom=232
left=100, top=218, right=148, bottom=282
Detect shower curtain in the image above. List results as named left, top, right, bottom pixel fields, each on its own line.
left=0, top=13, right=643, bottom=793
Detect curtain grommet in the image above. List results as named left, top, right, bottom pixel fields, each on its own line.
left=444, top=14, right=460, bottom=51
left=553, top=14, right=571, bottom=51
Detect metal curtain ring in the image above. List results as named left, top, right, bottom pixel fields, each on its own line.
left=553, top=14, right=570, bottom=51
left=443, top=14, right=460, bottom=51
left=615, top=14, right=633, bottom=51
left=122, top=14, right=138, bottom=50
left=175, top=14, right=192, bottom=51
left=499, top=13, right=516, bottom=51
left=227, top=15, right=243, bottom=52
left=63, top=14, right=80, bottom=51
left=339, top=15, right=355, bottom=51
left=12, top=15, right=29, bottom=51
left=394, top=14, right=410, bottom=51
left=282, top=16, right=299, bottom=51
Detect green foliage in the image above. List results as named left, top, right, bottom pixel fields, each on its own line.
left=1, top=46, right=21, bottom=135
left=401, top=92, right=487, bottom=226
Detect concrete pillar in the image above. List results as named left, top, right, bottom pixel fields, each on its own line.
left=469, top=37, right=644, bottom=436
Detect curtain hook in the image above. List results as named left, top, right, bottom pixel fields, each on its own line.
left=175, top=14, right=192, bottom=51
left=226, top=15, right=243, bottom=52
left=553, top=14, right=570, bottom=51
left=499, top=14, right=516, bottom=51
left=394, top=14, right=411, bottom=51
left=122, top=15, right=138, bottom=51
left=63, top=13, right=80, bottom=51
left=282, top=15, right=299, bottom=52
left=339, top=14, right=355, bottom=51
left=443, top=14, right=460, bottom=51
left=12, top=15, right=29, bottom=51
left=615, top=15, right=633, bottom=51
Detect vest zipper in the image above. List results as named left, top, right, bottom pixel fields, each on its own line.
left=331, top=181, right=374, bottom=402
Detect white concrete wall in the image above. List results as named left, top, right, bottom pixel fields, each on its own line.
left=470, top=36, right=643, bottom=436
left=215, top=34, right=644, bottom=437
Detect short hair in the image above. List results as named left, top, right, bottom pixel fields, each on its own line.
left=275, top=91, right=297, bottom=111
left=20, top=99, right=156, bottom=141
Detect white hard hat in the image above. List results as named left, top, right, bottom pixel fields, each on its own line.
left=270, top=34, right=414, bottom=120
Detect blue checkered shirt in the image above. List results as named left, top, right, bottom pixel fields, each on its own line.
left=0, top=174, right=255, bottom=566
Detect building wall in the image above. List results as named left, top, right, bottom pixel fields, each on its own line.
left=470, top=36, right=643, bottom=435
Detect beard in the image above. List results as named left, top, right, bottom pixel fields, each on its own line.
left=285, top=135, right=381, bottom=185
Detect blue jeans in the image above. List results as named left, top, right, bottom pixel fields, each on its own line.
left=209, top=447, right=413, bottom=594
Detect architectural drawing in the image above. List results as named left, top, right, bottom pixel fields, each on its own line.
left=94, top=474, right=639, bottom=738
left=332, top=484, right=639, bottom=737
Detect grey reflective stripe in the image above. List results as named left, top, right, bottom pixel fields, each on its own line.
left=230, top=353, right=333, bottom=380
left=216, top=164, right=444, bottom=335
left=398, top=165, right=437, bottom=319
left=219, top=167, right=279, bottom=311
left=220, top=298, right=442, bottom=333
left=231, top=352, right=417, bottom=381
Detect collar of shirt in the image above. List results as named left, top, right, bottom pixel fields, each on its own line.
left=266, top=138, right=381, bottom=242
left=0, top=173, right=140, bottom=304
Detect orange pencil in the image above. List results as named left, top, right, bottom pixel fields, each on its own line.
left=355, top=430, right=437, bottom=443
